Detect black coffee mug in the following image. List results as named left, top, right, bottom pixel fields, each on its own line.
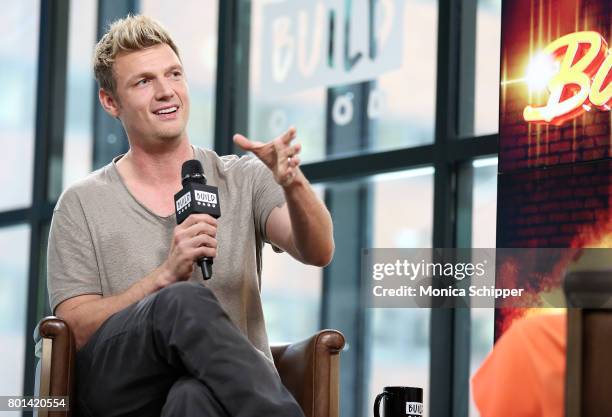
left=374, top=386, right=423, bottom=417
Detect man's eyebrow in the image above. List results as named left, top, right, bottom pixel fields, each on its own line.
left=166, top=64, right=183, bottom=73
left=127, top=65, right=184, bottom=84
left=127, top=70, right=154, bottom=84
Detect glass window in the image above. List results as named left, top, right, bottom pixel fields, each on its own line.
left=0, top=0, right=39, bottom=210
left=36, top=223, right=51, bottom=321
left=473, top=0, right=502, bottom=136
left=261, top=248, right=323, bottom=343
left=372, top=0, right=438, bottom=152
left=249, top=0, right=438, bottom=163
left=0, top=225, right=31, bottom=396
left=62, top=0, right=97, bottom=193
left=469, top=157, right=497, bottom=417
left=367, top=168, right=434, bottom=417
left=140, top=0, right=218, bottom=150
left=249, top=0, right=327, bottom=162
left=471, top=158, right=497, bottom=248
left=261, top=185, right=325, bottom=343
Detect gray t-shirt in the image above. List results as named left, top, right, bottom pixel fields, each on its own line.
left=47, top=146, right=285, bottom=359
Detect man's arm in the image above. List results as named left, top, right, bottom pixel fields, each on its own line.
left=234, top=127, right=334, bottom=267
left=56, top=266, right=168, bottom=349
left=54, top=214, right=218, bottom=350
left=266, top=170, right=334, bottom=266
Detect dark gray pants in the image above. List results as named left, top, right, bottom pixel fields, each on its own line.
left=74, top=282, right=304, bottom=417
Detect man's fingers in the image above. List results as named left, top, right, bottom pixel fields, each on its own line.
left=289, top=156, right=301, bottom=167
left=188, top=233, right=217, bottom=249
left=190, top=234, right=218, bottom=259
left=273, top=142, right=301, bottom=172
left=174, top=224, right=217, bottom=248
left=193, top=245, right=217, bottom=259
left=184, top=221, right=217, bottom=238
left=232, top=134, right=253, bottom=150
left=275, top=142, right=301, bottom=161
left=178, top=213, right=218, bottom=229
left=233, top=134, right=267, bottom=151
left=281, top=167, right=296, bottom=185
left=279, top=126, right=297, bottom=144
left=287, top=143, right=301, bottom=157
left=234, top=133, right=269, bottom=150
left=182, top=213, right=217, bottom=228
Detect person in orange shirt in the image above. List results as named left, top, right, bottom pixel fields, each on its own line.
left=472, top=313, right=566, bottom=417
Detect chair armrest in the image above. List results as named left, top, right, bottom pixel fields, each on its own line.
left=271, top=330, right=345, bottom=417
left=564, top=270, right=612, bottom=417
left=34, top=316, right=75, bottom=417
left=564, top=271, right=612, bottom=308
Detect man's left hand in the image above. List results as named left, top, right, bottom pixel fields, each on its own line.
left=233, top=127, right=302, bottom=188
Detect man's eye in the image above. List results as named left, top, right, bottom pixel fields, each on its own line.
left=136, top=78, right=149, bottom=86
left=172, top=71, right=182, bottom=79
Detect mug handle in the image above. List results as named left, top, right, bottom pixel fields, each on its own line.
left=374, top=392, right=388, bottom=417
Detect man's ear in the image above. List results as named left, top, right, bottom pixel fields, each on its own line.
left=98, top=88, right=121, bottom=119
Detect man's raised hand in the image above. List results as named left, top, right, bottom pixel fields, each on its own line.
left=233, top=127, right=302, bottom=187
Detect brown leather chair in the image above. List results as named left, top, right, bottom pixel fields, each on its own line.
left=34, top=316, right=345, bottom=417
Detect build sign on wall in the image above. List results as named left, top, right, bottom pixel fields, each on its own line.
left=259, top=0, right=405, bottom=96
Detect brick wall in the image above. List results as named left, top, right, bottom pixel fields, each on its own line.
left=498, top=160, right=612, bottom=248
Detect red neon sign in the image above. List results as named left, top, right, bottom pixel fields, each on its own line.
left=523, top=31, right=612, bottom=125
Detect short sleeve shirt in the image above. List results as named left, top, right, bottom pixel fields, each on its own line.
left=47, top=146, right=286, bottom=359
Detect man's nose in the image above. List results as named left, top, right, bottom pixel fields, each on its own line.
left=154, top=78, right=174, bottom=100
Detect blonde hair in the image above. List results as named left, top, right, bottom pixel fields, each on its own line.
left=93, top=14, right=180, bottom=94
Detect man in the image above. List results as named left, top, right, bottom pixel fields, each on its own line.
left=47, top=15, right=334, bottom=417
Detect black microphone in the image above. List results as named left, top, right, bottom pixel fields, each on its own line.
left=174, top=160, right=221, bottom=280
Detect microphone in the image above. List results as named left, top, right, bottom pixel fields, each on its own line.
left=174, top=160, right=221, bottom=280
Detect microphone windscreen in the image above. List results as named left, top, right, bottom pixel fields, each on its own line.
left=181, top=159, right=204, bottom=178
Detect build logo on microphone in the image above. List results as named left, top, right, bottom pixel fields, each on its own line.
left=175, top=192, right=192, bottom=214
left=406, top=402, right=422, bottom=417
left=194, top=190, right=218, bottom=207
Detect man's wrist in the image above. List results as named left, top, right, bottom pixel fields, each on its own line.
left=282, top=168, right=306, bottom=194
left=152, top=263, right=174, bottom=291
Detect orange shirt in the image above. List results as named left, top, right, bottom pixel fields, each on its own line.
left=472, top=313, right=566, bottom=417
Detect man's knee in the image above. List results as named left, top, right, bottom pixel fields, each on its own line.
left=166, top=376, right=206, bottom=400
left=162, top=377, right=226, bottom=416
left=163, top=377, right=208, bottom=412
left=153, top=282, right=217, bottom=318
left=157, top=282, right=213, bottom=303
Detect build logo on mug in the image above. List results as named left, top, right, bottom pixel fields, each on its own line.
left=374, top=386, right=423, bottom=417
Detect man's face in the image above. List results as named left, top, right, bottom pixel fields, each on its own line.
left=102, top=43, right=190, bottom=145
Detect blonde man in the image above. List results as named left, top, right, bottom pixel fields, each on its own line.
left=47, top=15, right=333, bottom=416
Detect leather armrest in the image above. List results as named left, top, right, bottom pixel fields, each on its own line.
left=34, top=316, right=75, bottom=417
left=271, top=330, right=345, bottom=417
left=564, top=271, right=612, bottom=308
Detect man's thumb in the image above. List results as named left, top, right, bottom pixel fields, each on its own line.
left=233, top=134, right=250, bottom=149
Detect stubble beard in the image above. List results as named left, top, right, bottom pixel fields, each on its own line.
left=154, top=125, right=185, bottom=143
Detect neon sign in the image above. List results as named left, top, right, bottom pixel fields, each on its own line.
left=523, top=31, right=612, bottom=125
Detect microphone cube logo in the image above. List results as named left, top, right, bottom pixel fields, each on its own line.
left=194, top=190, right=218, bottom=207
left=406, top=402, right=422, bottom=416
left=175, top=192, right=192, bottom=214
left=174, top=184, right=220, bottom=224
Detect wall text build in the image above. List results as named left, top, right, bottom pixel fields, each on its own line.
left=260, top=0, right=404, bottom=96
